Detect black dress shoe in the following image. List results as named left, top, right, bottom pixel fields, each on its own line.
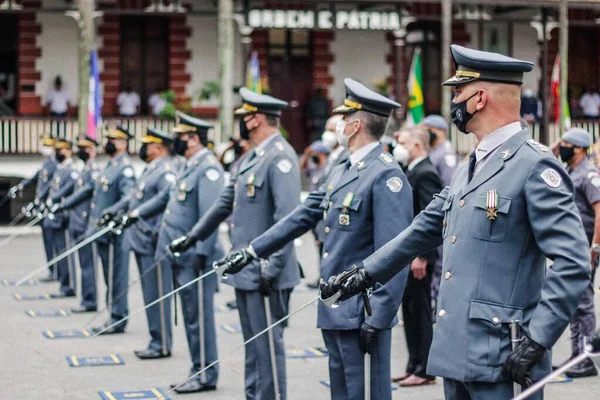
left=50, top=292, right=76, bottom=299
left=171, top=380, right=216, bottom=393
left=71, top=305, right=97, bottom=313
left=565, top=358, right=598, bottom=378
left=39, top=275, right=56, bottom=283
left=90, top=325, right=125, bottom=335
left=134, top=349, right=171, bottom=359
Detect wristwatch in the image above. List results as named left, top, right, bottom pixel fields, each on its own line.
left=591, top=244, right=600, bottom=254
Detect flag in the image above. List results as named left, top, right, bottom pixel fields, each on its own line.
left=407, top=47, right=424, bottom=125
left=87, top=49, right=101, bottom=140
left=246, top=51, right=262, bottom=94
left=551, top=54, right=571, bottom=127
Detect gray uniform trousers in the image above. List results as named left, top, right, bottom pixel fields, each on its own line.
left=135, top=252, right=173, bottom=354
left=443, top=378, right=543, bottom=400
left=97, top=235, right=129, bottom=327
left=570, top=269, right=597, bottom=356
left=53, top=226, right=76, bottom=295
left=235, top=289, right=291, bottom=400
left=42, top=227, right=55, bottom=275
left=72, top=228, right=96, bottom=309
left=323, top=329, right=392, bottom=400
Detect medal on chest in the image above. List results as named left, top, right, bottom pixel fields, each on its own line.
left=136, top=182, right=146, bottom=200
left=339, top=192, right=354, bottom=226
left=178, top=181, right=187, bottom=201
left=486, top=189, right=498, bottom=221
left=100, top=176, right=109, bottom=192
left=246, top=173, right=256, bottom=198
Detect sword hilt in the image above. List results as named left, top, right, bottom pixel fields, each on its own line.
left=320, top=266, right=360, bottom=308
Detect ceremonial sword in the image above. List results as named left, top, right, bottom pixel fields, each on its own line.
left=0, top=213, right=45, bottom=249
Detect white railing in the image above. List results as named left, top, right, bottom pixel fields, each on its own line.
left=0, top=117, right=218, bottom=154
left=448, top=120, right=600, bottom=155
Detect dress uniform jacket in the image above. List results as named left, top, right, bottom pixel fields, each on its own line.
left=47, top=159, right=78, bottom=230
left=105, top=156, right=177, bottom=255
left=362, top=130, right=590, bottom=383
left=428, top=140, right=458, bottom=187
left=68, top=160, right=100, bottom=235
left=22, top=156, right=58, bottom=202
left=189, top=133, right=301, bottom=291
left=252, top=144, right=412, bottom=330
left=135, top=148, right=224, bottom=381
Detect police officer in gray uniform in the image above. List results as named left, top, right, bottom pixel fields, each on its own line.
left=14, top=133, right=58, bottom=281
left=321, top=45, right=591, bottom=399
left=423, top=114, right=458, bottom=307
left=100, top=127, right=177, bottom=359
left=553, top=128, right=600, bottom=377
left=215, top=79, right=413, bottom=400
left=46, top=138, right=79, bottom=297
left=169, top=90, right=301, bottom=399
left=69, top=136, right=101, bottom=313
left=56, top=126, right=136, bottom=334
left=125, top=113, right=224, bottom=393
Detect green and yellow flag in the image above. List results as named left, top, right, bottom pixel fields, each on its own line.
left=407, top=48, right=424, bottom=125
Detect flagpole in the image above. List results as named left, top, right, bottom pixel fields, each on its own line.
left=559, top=0, right=569, bottom=134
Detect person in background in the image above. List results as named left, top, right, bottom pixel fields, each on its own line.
left=218, top=137, right=252, bottom=175
left=580, top=87, right=600, bottom=120
left=117, top=83, right=141, bottom=117
left=148, top=91, right=167, bottom=117
left=300, top=140, right=330, bottom=191
left=306, top=86, right=331, bottom=142
left=551, top=128, right=600, bottom=378
left=520, top=86, right=540, bottom=122
left=392, top=126, right=442, bottom=387
left=46, top=76, right=70, bottom=118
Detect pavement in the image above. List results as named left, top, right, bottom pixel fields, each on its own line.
left=1, top=231, right=600, bottom=399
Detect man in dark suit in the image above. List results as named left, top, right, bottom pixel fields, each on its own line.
left=392, top=125, right=442, bottom=387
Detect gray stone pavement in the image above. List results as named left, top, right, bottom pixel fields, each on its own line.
left=1, top=232, right=599, bottom=399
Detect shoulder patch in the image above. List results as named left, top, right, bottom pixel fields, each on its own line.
left=205, top=169, right=220, bottom=182
left=123, top=166, right=134, bottom=178
left=378, top=152, right=393, bottom=164
left=165, top=172, right=177, bottom=183
left=541, top=168, right=561, bottom=188
left=277, top=159, right=293, bottom=174
left=386, top=176, right=403, bottom=193
left=444, top=154, right=457, bottom=168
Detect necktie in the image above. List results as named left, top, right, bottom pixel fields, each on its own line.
left=468, top=151, right=477, bottom=182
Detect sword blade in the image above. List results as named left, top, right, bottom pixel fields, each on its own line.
left=14, top=225, right=112, bottom=287
left=7, top=211, right=25, bottom=228
left=89, top=267, right=218, bottom=338
left=163, top=295, right=320, bottom=399
left=0, top=214, right=44, bottom=249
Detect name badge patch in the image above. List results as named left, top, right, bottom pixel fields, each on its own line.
left=541, top=168, right=561, bottom=188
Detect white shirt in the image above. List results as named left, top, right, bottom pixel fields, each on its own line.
left=473, top=121, right=522, bottom=175
left=148, top=93, right=167, bottom=116
left=580, top=93, right=600, bottom=117
left=46, top=89, right=69, bottom=113
left=349, top=142, right=380, bottom=166
left=117, top=91, right=141, bottom=116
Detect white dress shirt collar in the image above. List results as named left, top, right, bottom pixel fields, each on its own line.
left=349, top=142, right=380, bottom=166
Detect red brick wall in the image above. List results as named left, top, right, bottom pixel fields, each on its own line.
left=98, top=15, right=121, bottom=116
left=18, top=1, right=42, bottom=115
left=169, top=16, right=191, bottom=102
left=312, top=31, right=335, bottom=98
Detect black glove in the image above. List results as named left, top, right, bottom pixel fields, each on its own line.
left=214, top=248, right=255, bottom=275
left=169, top=235, right=195, bottom=255
left=119, top=212, right=138, bottom=229
left=319, top=267, right=373, bottom=302
left=195, top=255, right=207, bottom=276
left=258, top=275, right=275, bottom=297
left=359, top=322, right=380, bottom=354
left=50, top=203, right=64, bottom=214
left=98, top=211, right=116, bottom=227
left=503, top=335, right=546, bottom=387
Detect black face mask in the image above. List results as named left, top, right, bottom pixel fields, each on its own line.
left=428, top=130, right=437, bottom=146
left=104, top=142, right=117, bottom=156
left=77, top=150, right=90, bottom=162
left=56, top=153, right=66, bottom=163
left=173, top=137, right=188, bottom=156
left=239, top=117, right=254, bottom=141
left=559, top=146, right=575, bottom=163
left=311, top=155, right=320, bottom=164
left=451, top=91, right=479, bottom=134
left=139, top=144, right=149, bottom=163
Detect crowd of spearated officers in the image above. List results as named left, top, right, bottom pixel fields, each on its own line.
left=8, top=44, right=600, bottom=399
